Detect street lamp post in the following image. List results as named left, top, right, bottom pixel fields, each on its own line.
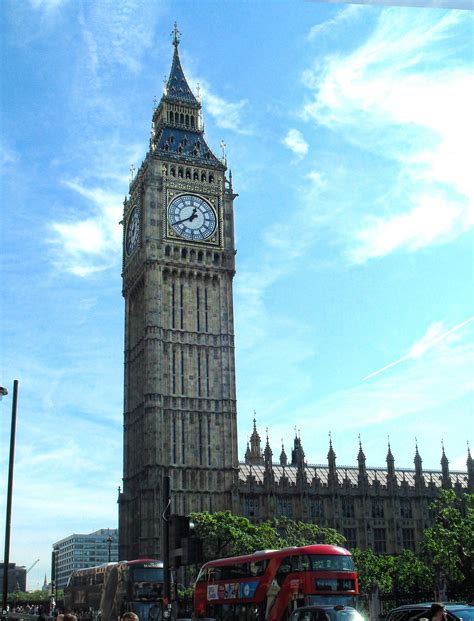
left=106, top=535, right=113, bottom=563
left=2, top=380, right=19, bottom=618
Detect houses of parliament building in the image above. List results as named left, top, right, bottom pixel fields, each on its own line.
left=117, top=27, right=472, bottom=561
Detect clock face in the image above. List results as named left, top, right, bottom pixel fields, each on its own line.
left=168, top=194, right=217, bottom=241
left=126, top=206, right=140, bottom=255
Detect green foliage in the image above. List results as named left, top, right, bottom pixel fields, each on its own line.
left=351, top=548, right=434, bottom=595
left=7, top=589, right=50, bottom=603
left=189, top=511, right=346, bottom=563
left=421, top=490, right=474, bottom=595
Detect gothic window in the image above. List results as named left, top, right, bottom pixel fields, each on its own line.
left=204, top=288, right=209, bottom=331
left=190, top=115, right=195, bottom=128
left=181, top=416, right=186, bottom=465
left=170, top=135, right=174, bottom=144
left=310, top=499, right=324, bottom=520
left=201, top=171, right=206, bottom=182
left=402, top=528, right=415, bottom=551
left=213, top=253, right=219, bottom=265
left=197, top=250, right=203, bottom=262
left=343, top=528, right=357, bottom=549
left=164, top=144, right=169, bottom=151
left=400, top=499, right=413, bottom=518
left=196, top=287, right=200, bottom=331
left=276, top=497, right=293, bottom=518
left=178, top=146, right=182, bottom=153
left=172, top=417, right=177, bottom=463
left=209, top=173, right=214, bottom=183
left=244, top=496, right=260, bottom=518
left=193, top=170, right=199, bottom=180
left=185, top=114, right=189, bottom=126
left=199, top=418, right=204, bottom=466
left=172, top=348, right=177, bottom=394
left=178, top=167, right=184, bottom=178
left=180, top=350, right=185, bottom=394
left=180, top=284, right=184, bottom=329
left=197, top=350, right=202, bottom=397
left=180, top=113, right=184, bottom=124
left=372, top=498, right=385, bottom=518
left=170, top=166, right=176, bottom=177
left=171, top=283, right=176, bottom=329
left=185, top=168, right=191, bottom=179
left=168, top=111, right=173, bottom=123
left=181, top=248, right=187, bottom=259
left=342, top=498, right=355, bottom=518
left=207, top=416, right=212, bottom=466
left=165, top=246, right=171, bottom=257
left=205, top=350, right=210, bottom=396
left=373, top=528, right=387, bottom=553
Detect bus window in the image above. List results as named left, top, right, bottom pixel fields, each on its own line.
left=276, top=556, right=293, bottom=585
left=310, top=555, right=354, bottom=571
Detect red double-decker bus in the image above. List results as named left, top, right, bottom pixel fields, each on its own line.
left=193, top=544, right=358, bottom=621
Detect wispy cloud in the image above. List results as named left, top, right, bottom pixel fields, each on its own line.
left=302, top=9, right=473, bottom=263
left=363, top=317, right=474, bottom=380
left=283, top=128, right=309, bottom=158
left=308, top=4, right=363, bottom=40
left=49, top=180, right=123, bottom=277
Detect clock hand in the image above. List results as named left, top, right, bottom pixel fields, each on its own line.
left=173, top=207, right=198, bottom=226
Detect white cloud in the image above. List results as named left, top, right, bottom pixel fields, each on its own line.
left=283, top=128, right=309, bottom=158
left=50, top=180, right=123, bottom=277
left=302, top=10, right=474, bottom=262
left=349, top=195, right=467, bottom=263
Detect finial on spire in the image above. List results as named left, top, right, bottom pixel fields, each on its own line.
left=171, top=22, right=181, bottom=48
left=129, top=164, right=136, bottom=184
left=196, top=82, right=201, bottom=102
left=220, top=140, right=227, bottom=165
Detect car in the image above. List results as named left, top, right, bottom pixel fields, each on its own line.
left=385, top=603, right=474, bottom=621
left=290, top=605, right=366, bottom=621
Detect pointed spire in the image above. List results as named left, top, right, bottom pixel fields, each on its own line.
left=247, top=412, right=263, bottom=465
left=264, top=428, right=273, bottom=467
left=414, top=438, right=423, bottom=476
left=327, top=432, right=337, bottom=481
left=441, top=440, right=451, bottom=488
left=280, top=440, right=288, bottom=467
left=467, top=442, right=474, bottom=493
left=386, top=437, right=395, bottom=477
left=164, top=24, right=199, bottom=106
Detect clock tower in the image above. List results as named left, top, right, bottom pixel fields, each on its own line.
left=119, top=26, right=238, bottom=559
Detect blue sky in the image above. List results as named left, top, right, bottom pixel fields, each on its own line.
left=1, top=0, right=473, bottom=587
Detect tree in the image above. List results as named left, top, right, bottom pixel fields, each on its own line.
left=190, top=512, right=346, bottom=563
left=351, top=549, right=433, bottom=596
left=421, top=490, right=474, bottom=597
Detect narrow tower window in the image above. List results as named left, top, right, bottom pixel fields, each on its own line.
left=204, top=288, right=209, bottom=332
left=172, top=348, right=177, bottom=394
left=180, top=284, right=184, bottom=329
left=196, top=287, right=200, bottom=331
left=197, top=350, right=202, bottom=397
left=171, top=283, right=176, bottom=329
left=205, top=349, right=210, bottom=396
left=208, top=416, right=212, bottom=466
left=172, top=417, right=177, bottom=464
left=181, top=415, right=186, bottom=464
left=180, top=350, right=185, bottom=394
left=199, top=418, right=204, bottom=466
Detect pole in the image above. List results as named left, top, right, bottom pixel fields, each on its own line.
left=162, top=475, right=171, bottom=619
left=2, top=380, right=19, bottom=616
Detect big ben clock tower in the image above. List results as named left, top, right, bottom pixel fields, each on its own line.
left=119, top=26, right=238, bottom=559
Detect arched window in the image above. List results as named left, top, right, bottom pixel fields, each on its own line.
left=213, top=253, right=219, bottom=265
left=170, top=167, right=176, bottom=177
left=169, top=111, right=174, bottom=123
left=178, top=167, right=184, bottom=178
left=201, top=172, right=206, bottom=182
left=185, top=168, right=191, bottom=179
left=209, top=174, right=214, bottom=183
left=190, top=116, right=195, bottom=128
left=165, top=246, right=171, bottom=257
left=185, top=114, right=189, bottom=126
left=197, top=250, right=203, bottom=262
left=193, top=170, right=199, bottom=181
left=181, top=248, right=187, bottom=259
left=180, top=113, right=184, bottom=124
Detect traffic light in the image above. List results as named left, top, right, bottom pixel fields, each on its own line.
left=169, top=515, right=203, bottom=566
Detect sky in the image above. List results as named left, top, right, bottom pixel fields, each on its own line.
left=0, top=0, right=473, bottom=589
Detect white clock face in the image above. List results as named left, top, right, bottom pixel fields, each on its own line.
left=126, top=206, right=140, bottom=255
left=168, top=194, right=217, bottom=241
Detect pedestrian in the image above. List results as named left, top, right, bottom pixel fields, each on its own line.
left=428, top=604, right=447, bottom=621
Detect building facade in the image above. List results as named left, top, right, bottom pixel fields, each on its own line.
left=53, top=529, right=118, bottom=589
left=119, top=29, right=472, bottom=559
left=239, top=420, right=473, bottom=554
left=118, top=26, right=239, bottom=560
left=0, top=563, right=27, bottom=595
